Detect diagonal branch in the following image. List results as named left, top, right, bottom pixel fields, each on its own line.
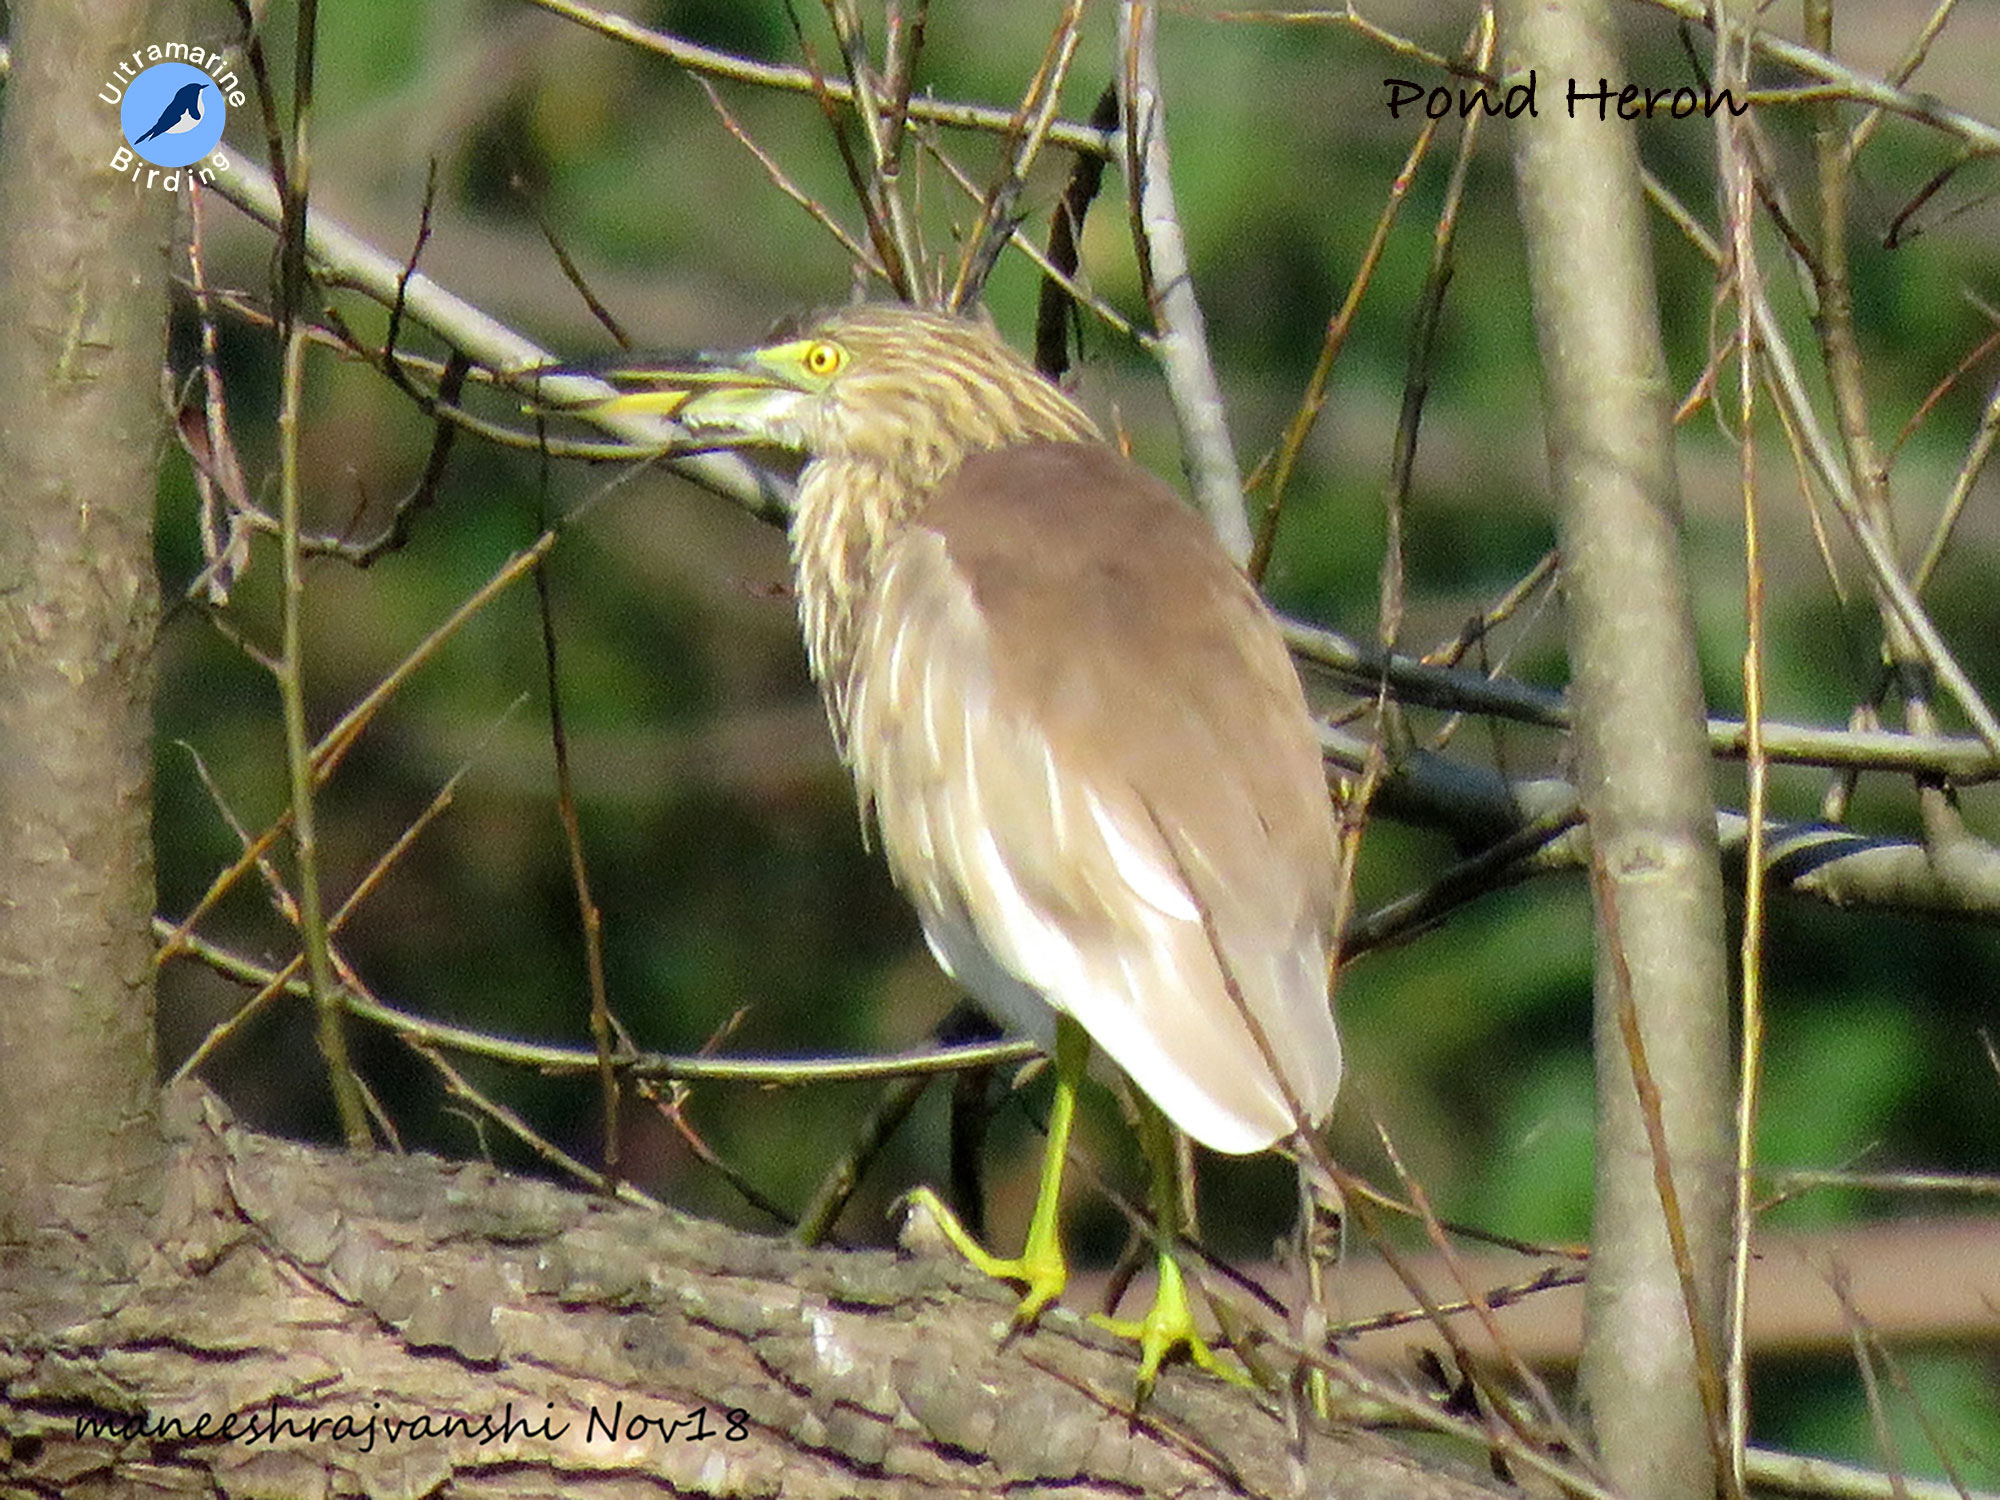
left=1116, top=1, right=1252, bottom=562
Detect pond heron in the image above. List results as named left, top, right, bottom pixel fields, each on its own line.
left=573, top=304, right=1343, bottom=1390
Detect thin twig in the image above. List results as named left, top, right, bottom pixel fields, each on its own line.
left=269, top=0, right=371, bottom=1151
left=1421, top=550, right=1561, bottom=756
left=1845, top=1, right=1963, bottom=164
left=1766, top=1168, right=2000, bottom=1198
left=1911, top=341, right=2000, bottom=594
left=182, top=191, right=253, bottom=604
left=877, top=0, right=930, bottom=179
left=1323, top=1159, right=1618, bottom=1496
left=1117, top=0, right=1252, bottom=561
left=1745, top=275, right=2000, bottom=757
left=157, top=503, right=612, bottom=972
left=947, top=0, right=1088, bottom=310
left=172, top=700, right=530, bottom=1081
left=420, top=1037, right=656, bottom=1206
left=1716, top=11, right=1763, bottom=1485
left=1340, top=804, right=1585, bottom=956
left=792, top=1071, right=931, bottom=1246
left=524, top=0, right=1119, bottom=157
left=165, top=921, right=1043, bottom=1083
left=1035, top=83, right=1123, bottom=378
left=1838, top=1268, right=1916, bottom=1500
left=1801, top=0, right=1962, bottom=876
left=695, top=76, right=885, bottom=275
left=1373, top=1122, right=1589, bottom=1458
left=1248, top=42, right=1450, bottom=583
left=206, top=154, right=797, bottom=519
left=788, top=3, right=912, bottom=297
left=511, top=170, right=631, bottom=349
left=1326, top=1261, right=1584, bottom=1341
left=1747, top=1445, right=1998, bottom=1500
left=1288, top=615, right=2000, bottom=781
left=1628, top=0, right=2000, bottom=154
left=1377, top=6, right=1493, bottom=652
left=919, top=126, right=1132, bottom=338
left=530, top=440, right=623, bottom=1189
left=822, top=0, right=924, bottom=287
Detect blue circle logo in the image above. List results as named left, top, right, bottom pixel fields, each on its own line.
left=120, top=62, right=225, bottom=168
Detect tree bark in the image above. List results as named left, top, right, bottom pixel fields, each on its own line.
left=1498, top=4, right=1736, bottom=1500
left=0, top=0, right=178, bottom=1262
left=1, top=1085, right=1518, bottom=1500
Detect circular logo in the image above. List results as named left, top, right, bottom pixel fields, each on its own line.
left=120, top=62, right=225, bottom=168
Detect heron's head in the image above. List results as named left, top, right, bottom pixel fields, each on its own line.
left=578, top=304, right=1099, bottom=484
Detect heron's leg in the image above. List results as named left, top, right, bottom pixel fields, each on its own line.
left=902, top=1014, right=1086, bottom=1328
left=1091, top=1096, right=1250, bottom=1398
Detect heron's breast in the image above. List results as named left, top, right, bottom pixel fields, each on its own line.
left=790, top=457, right=930, bottom=745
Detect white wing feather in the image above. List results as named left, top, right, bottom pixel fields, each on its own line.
left=843, top=528, right=1340, bottom=1154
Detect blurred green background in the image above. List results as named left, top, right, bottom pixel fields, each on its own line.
left=151, top=0, right=1998, bottom=1481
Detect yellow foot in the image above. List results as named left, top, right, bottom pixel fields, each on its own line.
left=901, top=1185, right=1068, bottom=1330
left=1091, top=1252, right=1253, bottom=1400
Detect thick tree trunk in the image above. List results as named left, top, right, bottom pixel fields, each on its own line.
left=0, top=0, right=178, bottom=1264
left=1498, top=4, right=1735, bottom=1500
left=0, top=1085, right=1516, bottom=1500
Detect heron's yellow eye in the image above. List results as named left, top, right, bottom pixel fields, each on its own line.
left=801, top=340, right=846, bottom=379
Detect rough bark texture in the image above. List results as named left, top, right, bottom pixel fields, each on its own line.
left=0, top=0, right=178, bottom=1259
left=0, top=1085, right=1517, bottom=1500
left=1498, top=4, right=1735, bottom=1500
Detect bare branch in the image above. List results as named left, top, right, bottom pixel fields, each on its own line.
left=1630, top=0, right=2000, bottom=153
left=1116, top=1, right=1252, bottom=561
left=524, top=0, right=1120, bottom=157
left=1500, top=5, right=1734, bottom=1498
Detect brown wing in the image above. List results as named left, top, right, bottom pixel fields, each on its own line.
left=842, top=442, right=1341, bottom=1153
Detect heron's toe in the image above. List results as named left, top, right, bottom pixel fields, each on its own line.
left=1090, top=1251, right=1250, bottom=1401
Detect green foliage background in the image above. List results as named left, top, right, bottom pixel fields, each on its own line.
left=151, top=0, right=1998, bottom=1481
